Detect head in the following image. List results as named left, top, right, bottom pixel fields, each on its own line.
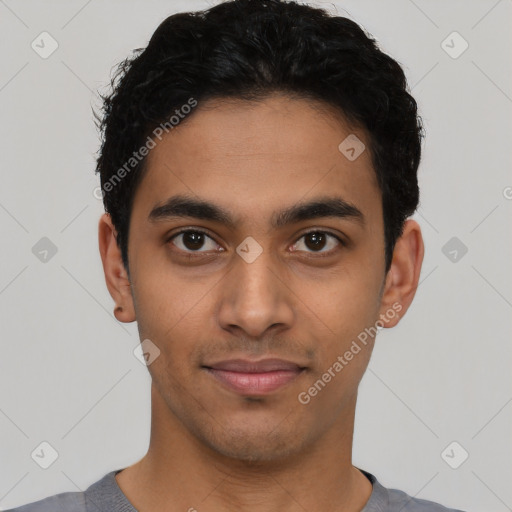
left=97, top=0, right=424, bottom=463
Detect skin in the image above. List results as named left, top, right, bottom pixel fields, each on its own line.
left=99, top=93, right=424, bottom=512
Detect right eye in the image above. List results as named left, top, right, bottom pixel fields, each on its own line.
left=167, top=229, right=223, bottom=254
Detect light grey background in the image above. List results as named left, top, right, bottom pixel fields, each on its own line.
left=0, top=1, right=511, bottom=510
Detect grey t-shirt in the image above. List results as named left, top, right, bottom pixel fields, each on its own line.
left=5, top=468, right=465, bottom=512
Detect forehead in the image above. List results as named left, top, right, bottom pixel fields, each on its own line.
left=168, top=94, right=367, bottom=160
left=131, top=94, right=381, bottom=229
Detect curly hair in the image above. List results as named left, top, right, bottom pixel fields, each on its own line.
left=94, top=0, right=424, bottom=274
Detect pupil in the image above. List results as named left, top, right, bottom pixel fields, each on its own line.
left=181, top=232, right=327, bottom=252
left=306, top=232, right=325, bottom=251
left=184, top=232, right=204, bottom=250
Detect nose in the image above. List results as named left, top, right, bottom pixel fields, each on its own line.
left=216, top=245, right=295, bottom=339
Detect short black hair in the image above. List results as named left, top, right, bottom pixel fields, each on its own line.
left=95, top=0, right=424, bottom=274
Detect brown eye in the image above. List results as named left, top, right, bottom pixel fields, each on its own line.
left=291, top=231, right=343, bottom=254
left=169, top=230, right=221, bottom=253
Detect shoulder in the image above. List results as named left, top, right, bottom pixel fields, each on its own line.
left=3, top=491, right=87, bottom=512
left=359, top=469, right=466, bottom=512
left=3, top=470, right=121, bottom=512
left=386, top=487, right=466, bottom=511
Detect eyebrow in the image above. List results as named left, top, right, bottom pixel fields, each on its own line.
left=148, top=194, right=365, bottom=229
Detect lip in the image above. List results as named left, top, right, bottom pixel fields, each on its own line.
left=203, top=358, right=306, bottom=395
left=206, top=358, right=304, bottom=372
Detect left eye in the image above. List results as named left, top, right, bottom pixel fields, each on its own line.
left=291, top=231, right=342, bottom=254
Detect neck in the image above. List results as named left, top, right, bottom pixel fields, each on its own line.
left=115, top=384, right=372, bottom=512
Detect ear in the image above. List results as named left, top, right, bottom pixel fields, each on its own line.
left=378, top=219, right=424, bottom=328
left=98, top=213, right=136, bottom=323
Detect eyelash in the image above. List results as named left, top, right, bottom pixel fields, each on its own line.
left=166, top=228, right=345, bottom=257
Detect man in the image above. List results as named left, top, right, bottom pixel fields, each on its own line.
left=7, top=0, right=465, bottom=510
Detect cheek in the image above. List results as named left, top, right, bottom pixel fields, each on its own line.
left=318, top=261, right=382, bottom=322
left=299, top=286, right=378, bottom=410
left=132, top=275, right=212, bottom=371
left=131, top=255, right=195, bottom=332
left=304, top=267, right=381, bottom=371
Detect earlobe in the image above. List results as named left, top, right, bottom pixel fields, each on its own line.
left=98, top=213, right=136, bottom=323
left=378, top=219, right=424, bottom=328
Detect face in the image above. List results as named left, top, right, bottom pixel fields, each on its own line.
left=117, top=94, right=400, bottom=462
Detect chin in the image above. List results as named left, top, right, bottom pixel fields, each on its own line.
left=212, top=439, right=297, bottom=464
left=198, top=422, right=306, bottom=464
